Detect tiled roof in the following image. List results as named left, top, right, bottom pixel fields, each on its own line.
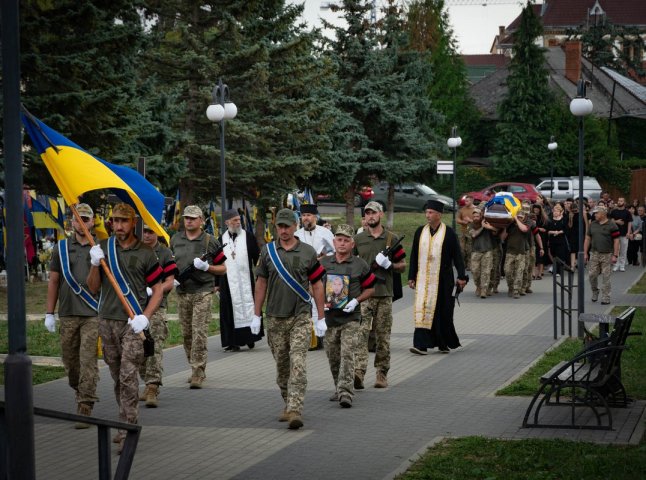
left=541, top=0, right=646, bottom=28
left=505, top=4, right=542, bottom=32
left=462, top=54, right=509, bottom=68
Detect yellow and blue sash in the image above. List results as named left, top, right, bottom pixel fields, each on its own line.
left=267, top=241, right=311, bottom=302
left=58, top=239, right=99, bottom=312
left=106, top=236, right=143, bottom=315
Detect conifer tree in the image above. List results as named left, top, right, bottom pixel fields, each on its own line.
left=493, top=1, right=556, bottom=178
left=18, top=0, right=153, bottom=193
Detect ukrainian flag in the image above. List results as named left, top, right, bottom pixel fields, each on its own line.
left=21, top=110, right=169, bottom=243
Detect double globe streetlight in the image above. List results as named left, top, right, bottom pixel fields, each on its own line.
left=447, top=126, right=462, bottom=230
left=569, top=79, right=593, bottom=328
left=206, top=78, right=237, bottom=233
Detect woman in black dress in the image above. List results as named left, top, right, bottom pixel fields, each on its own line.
left=532, top=204, right=549, bottom=279
left=547, top=202, right=570, bottom=274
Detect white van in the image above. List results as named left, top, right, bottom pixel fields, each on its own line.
left=536, top=176, right=602, bottom=201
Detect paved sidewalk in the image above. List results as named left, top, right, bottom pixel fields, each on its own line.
left=3, top=265, right=645, bottom=479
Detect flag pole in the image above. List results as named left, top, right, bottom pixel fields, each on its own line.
left=70, top=204, right=145, bottom=339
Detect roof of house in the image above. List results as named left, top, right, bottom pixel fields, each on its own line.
left=462, top=55, right=510, bottom=84
left=469, top=46, right=646, bottom=121
left=541, top=0, right=646, bottom=28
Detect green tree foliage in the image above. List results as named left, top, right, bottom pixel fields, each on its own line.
left=406, top=0, right=480, bottom=155
left=569, top=19, right=645, bottom=81
left=493, top=1, right=556, bottom=178
left=18, top=0, right=153, bottom=194
left=142, top=0, right=336, bottom=211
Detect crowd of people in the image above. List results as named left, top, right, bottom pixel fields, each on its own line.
left=456, top=192, right=646, bottom=305
left=40, top=190, right=645, bottom=448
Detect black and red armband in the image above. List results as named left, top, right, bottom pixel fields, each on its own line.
left=390, top=244, right=406, bottom=262
left=211, top=246, right=227, bottom=266
left=360, top=271, right=376, bottom=290
left=307, top=261, right=325, bottom=284
left=162, top=259, right=179, bottom=280
left=145, top=264, right=163, bottom=286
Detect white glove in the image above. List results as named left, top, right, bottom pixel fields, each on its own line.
left=310, top=298, right=318, bottom=323
left=315, top=319, right=328, bottom=337
left=44, top=313, right=57, bottom=333
left=193, top=257, right=209, bottom=271
left=146, top=287, right=153, bottom=297
left=173, top=279, right=181, bottom=288
left=90, top=245, right=105, bottom=267
left=342, top=298, right=359, bottom=313
left=128, top=314, right=149, bottom=334
left=250, top=315, right=262, bottom=335
left=375, top=252, right=392, bottom=269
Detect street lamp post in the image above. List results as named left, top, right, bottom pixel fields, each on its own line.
left=206, top=78, right=237, bottom=234
left=569, top=79, right=593, bottom=335
left=447, top=126, right=462, bottom=230
left=547, top=136, right=558, bottom=199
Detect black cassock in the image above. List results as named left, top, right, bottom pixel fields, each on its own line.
left=408, top=224, right=467, bottom=351
left=218, top=230, right=263, bottom=349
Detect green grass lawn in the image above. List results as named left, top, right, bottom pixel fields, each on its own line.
left=497, top=306, right=646, bottom=399
left=396, top=436, right=646, bottom=480
left=628, top=270, right=646, bottom=294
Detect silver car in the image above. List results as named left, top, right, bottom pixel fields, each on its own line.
left=371, top=182, right=456, bottom=212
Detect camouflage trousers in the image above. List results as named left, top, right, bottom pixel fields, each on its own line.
left=489, top=244, right=502, bottom=291
left=471, top=250, right=493, bottom=294
left=504, top=253, right=526, bottom=295
left=265, top=313, right=311, bottom=415
left=324, top=320, right=360, bottom=399
left=522, top=250, right=536, bottom=291
left=460, top=233, right=473, bottom=270
left=59, top=315, right=99, bottom=405
left=178, top=291, right=213, bottom=379
left=356, top=296, right=392, bottom=377
left=139, top=307, right=168, bottom=386
left=99, top=318, right=144, bottom=427
left=588, top=252, right=613, bottom=303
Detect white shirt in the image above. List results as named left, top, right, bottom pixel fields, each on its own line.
left=295, top=225, right=335, bottom=256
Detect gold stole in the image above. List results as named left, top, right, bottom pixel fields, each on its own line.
left=414, top=223, right=445, bottom=329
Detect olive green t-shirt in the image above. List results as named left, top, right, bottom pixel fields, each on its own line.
left=320, top=255, right=375, bottom=326
left=152, top=241, right=178, bottom=309
left=256, top=239, right=323, bottom=318
left=170, top=230, right=223, bottom=294
left=505, top=223, right=527, bottom=255
left=588, top=220, right=619, bottom=254
left=49, top=236, right=98, bottom=317
left=98, top=238, right=162, bottom=321
left=353, top=229, right=402, bottom=297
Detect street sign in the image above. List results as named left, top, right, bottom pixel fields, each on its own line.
left=437, top=160, right=454, bottom=175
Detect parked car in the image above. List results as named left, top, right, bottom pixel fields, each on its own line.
left=460, top=182, right=540, bottom=206
left=371, top=182, right=456, bottom=212
left=535, top=176, right=602, bottom=201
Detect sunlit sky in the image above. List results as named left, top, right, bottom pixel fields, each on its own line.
left=291, top=0, right=526, bottom=55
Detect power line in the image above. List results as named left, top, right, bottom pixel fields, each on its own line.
left=445, top=0, right=523, bottom=6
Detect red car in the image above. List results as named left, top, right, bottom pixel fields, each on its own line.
left=460, top=182, right=539, bottom=206
left=356, top=185, right=374, bottom=206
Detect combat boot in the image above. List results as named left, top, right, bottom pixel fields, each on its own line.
left=145, top=384, right=159, bottom=408
left=278, top=407, right=290, bottom=422
left=374, top=371, right=388, bottom=388
left=354, top=371, right=365, bottom=390
left=287, top=411, right=303, bottom=430
left=139, top=384, right=151, bottom=402
left=75, top=402, right=92, bottom=429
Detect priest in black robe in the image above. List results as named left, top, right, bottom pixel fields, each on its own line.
left=408, top=200, right=468, bottom=354
left=218, top=209, right=263, bottom=351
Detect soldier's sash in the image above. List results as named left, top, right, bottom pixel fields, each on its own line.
left=58, top=239, right=99, bottom=312
left=267, top=241, right=311, bottom=302
left=106, top=236, right=143, bottom=316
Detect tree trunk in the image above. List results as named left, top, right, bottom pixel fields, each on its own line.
left=344, top=185, right=356, bottom=226
left=254, top=204, right=267, bottom=250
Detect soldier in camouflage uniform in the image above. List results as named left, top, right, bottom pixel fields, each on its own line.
left=138, top=226, right=177, bottom=407
left=320, top=225, right=375, bottom=408
left=170, top=205, right=226, bottom=389
left=501, top=211, right=530, bottom=299
left=522, top=206, right=544, bottom=295
left=468, top=209, right=498, bottom=298
left=353, top=202, right=406, bottom=389
left=86, top=203, right=163, bottom=454
left=45, top=203, right=100, bottom=428
left=253, top=209, right=325, bottom=430
left=457, top=195, right=477, bottom=270
left=488, top=231, right=503, bottom=294
left=584, top=206, right=620, bottom=304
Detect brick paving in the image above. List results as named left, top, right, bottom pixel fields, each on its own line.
left=2, top=265, right=645, bottom=479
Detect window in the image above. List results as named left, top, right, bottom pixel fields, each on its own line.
left=509, top=185, right=526, bottom=194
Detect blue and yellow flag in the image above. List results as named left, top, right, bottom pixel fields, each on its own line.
left=30, top=196, right=65, bottom=233
left=21, top=110, right=169, bottom=243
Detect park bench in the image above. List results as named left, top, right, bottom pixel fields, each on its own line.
left=522, top=307, right=638, bottom=430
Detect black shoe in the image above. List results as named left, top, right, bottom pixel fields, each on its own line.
left=601, top=301, right=610, bottom=305
left=247, top=342, right=255, bottom=350
left=339, top=395, right=352, bottom=408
